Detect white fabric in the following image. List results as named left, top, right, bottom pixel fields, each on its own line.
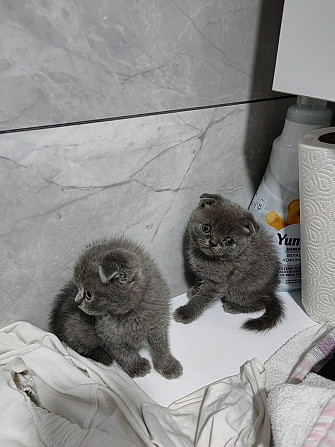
left=0, top=321, right=270, bottom=447
left=265, top=323, right=335, bottom=447
left=265, top=323, right=334, bottom=392
left=267, top=374, right=335, bottom=447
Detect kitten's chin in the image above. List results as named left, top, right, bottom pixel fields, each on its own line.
left=78, top=305, right=100, bottom=316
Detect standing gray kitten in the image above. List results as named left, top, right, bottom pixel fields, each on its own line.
left=49, top=237, right=183, bottom=379
left=174, top=193, right=284, bottom=332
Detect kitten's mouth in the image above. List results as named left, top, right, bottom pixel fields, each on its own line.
left=200, top=245, right=219, bottom=257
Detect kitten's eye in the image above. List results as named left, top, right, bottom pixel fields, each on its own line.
left=85, top=290, right=93, bottom=301
left=223, top=237, right=235, bottom=246
left=201, top=224, right=212, bottom=234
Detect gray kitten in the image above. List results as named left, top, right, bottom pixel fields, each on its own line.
left=174, top=193, right=284, bottom=332
left=49, top=237, right=183, bottom=379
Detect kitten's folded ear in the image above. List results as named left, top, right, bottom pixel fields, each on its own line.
left=99, top=249, right=142, bottom=284
left=242, top=216, right=260, bottom=235
left=98, top=264, right=119, bottom=284
left=199, top=193, right=222, bottom=207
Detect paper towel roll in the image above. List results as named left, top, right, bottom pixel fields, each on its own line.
left=298, top=127, right=335, bottom=322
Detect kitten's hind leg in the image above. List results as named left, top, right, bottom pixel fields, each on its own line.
left=221, top=299, right=243, bottom=314
left=221, top=298, right=255, bottom=314
left=221, top=297, right=267, bottom=315
left=147, top=328, right=183, bottom=379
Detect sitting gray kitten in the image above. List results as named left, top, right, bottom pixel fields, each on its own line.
left=174, top=193, right=284, bottom=332
left=49, top=237, right=183, bottom=379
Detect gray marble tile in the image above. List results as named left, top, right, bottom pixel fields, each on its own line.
left=0, top=0, right=284, bottom=130
left=0, top=97, right=294, bottom=329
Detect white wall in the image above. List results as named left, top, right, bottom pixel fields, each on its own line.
left=273, top=0, right=335, bottom=102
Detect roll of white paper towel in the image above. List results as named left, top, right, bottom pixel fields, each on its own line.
left=298, top=127, right=335, bottom=322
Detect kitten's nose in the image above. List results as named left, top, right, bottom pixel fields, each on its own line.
left=209, top=240, right=217, bottom=247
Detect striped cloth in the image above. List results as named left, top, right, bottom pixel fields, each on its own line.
left=288, top=328, right=335, bottom=446
left=289, top=329, right=335, bottom=384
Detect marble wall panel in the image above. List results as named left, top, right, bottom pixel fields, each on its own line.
left=0, top=97, right=294, bottom=329
left=0, top=0, right=284, bottom=130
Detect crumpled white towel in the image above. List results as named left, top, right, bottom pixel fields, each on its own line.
left=265, top=324, right=334, bottom=392
left=267, top=326, right=335, bottom=447
left=268, top=374, right=335, bottom=447
left=0, top=321, right=270, bottom=447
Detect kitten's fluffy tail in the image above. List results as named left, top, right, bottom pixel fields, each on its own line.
left=242, top=293, right=285, bottom=332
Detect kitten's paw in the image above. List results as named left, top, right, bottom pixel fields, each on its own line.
left=157, top=357, right=183, bottom=380
left=173, top=305, right=196, bottom=324
left=127, top=357, right=151, bottom=378
left=221, top=301, right=240, bottom=314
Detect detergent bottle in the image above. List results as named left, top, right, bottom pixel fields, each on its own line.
left=248, top=96, right=332, bottom=291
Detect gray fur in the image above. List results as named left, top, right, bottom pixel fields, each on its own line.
left=49, top=237, right=183, bottom=379
left=174, top=193, right=285, bottom=332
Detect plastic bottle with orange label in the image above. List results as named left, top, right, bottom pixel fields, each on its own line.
left=249, top=96, right=332, bottom=291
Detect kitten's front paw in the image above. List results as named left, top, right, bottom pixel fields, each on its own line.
left=173, top=305, right=196, bottom=324
left=127, top=357, right=151, bottom=378
left=158, top=357, right=183, bottom=380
